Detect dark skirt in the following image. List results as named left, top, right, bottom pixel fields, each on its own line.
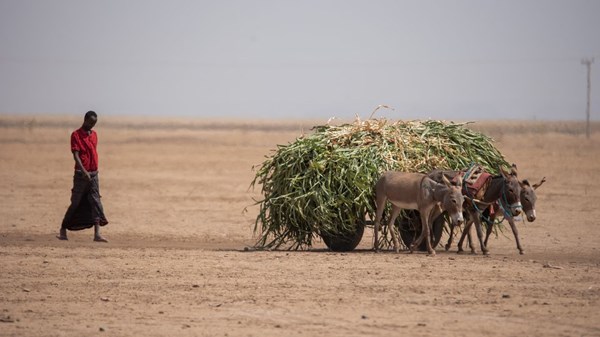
left=61, top=171, right=109, bottom=231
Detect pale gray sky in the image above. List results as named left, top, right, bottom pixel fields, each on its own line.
left=1, top=0, right=599, bottom=120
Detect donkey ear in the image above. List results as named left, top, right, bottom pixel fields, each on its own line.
left=442, top=173, right=458, bottom=185
left=532, top=177, right=546, bottom=190
left=454, top=175, right=463, bottom=187
left=441, top=174, right=452, bottom=187
left=520, top=179, right=531, bottom=188
left=510, top=163, right=519, bottom=177
left=499, top=166, right=510, bottom=178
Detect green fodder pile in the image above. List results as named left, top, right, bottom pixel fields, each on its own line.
left=251, top=118, right=509, bottom=250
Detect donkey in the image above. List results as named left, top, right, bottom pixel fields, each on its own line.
left=478, top=177, right=546, bottom=254
left=373, top=171, right=464, bottom=255
left=429, top=165, right=523, bottom=255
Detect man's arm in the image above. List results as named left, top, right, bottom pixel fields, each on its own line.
left=73, top=151, right=91, bottom=181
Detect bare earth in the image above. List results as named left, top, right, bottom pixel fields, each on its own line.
left=1, top=116, right=599, bottom=337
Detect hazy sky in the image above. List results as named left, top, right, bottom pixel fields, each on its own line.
left=1, top=0, right=599, bottom=120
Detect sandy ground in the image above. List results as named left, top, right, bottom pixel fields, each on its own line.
left=1, top=115, right=599, bottom=337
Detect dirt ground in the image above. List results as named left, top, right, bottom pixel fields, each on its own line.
left=1, top=115, right=599, bottom=337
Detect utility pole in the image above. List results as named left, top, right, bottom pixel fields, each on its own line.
left=581, top=57, right=594, bottom=139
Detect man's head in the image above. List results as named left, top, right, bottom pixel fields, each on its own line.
left=83, top=110, right=97, bottom=131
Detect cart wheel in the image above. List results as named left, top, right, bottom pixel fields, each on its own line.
left=321, top=222, right=365, bottom=252
left=399, top=211, right=445, bottom=251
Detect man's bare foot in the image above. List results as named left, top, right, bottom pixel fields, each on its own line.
left=94, top=235, right=108, bottom=243
left=57, top=229, right=68, bottom=240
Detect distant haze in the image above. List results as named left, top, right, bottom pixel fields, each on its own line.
left=1, top=0, right=599, bottom=121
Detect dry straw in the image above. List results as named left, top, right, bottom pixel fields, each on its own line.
left=251, top=116, right=509, bottom=250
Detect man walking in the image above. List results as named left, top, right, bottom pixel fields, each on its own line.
left=57, top=110, right=109, bottom=242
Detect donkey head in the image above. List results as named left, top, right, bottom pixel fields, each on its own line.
left=441, top=175, right=465, bottom=226
left=520, top=177, right=545, bottom=222
left=499, top=164, right=522, bottom=217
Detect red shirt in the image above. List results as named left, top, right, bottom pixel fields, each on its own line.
left=71, top=127, right=99, bottom=171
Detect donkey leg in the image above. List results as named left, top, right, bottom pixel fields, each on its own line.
left=426, top=206, right=452, bottom=251
left=419, top=208, right=435, bottom=256
left=373, top=195, right=387, bottom=252
left=484, top=219, right=493, bottom=248
left=506, top=217, right=524, bottom=254
left=457, top=219, right=473, bottom=254
left=473, top=217, right=489, bottom=255
left=464, top=212, right=476, bottom=254
left=387, top=206, right=402, bottom=253
left=410, top=213, right=427, bottom=254
left=482, top=208, right=498, bottom=248
left=467, top=230, right=476, bottom=254
left=445, top=222, right=455, bottom=251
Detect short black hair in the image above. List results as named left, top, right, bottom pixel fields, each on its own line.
left=84, top=110, right=97, bottom=120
